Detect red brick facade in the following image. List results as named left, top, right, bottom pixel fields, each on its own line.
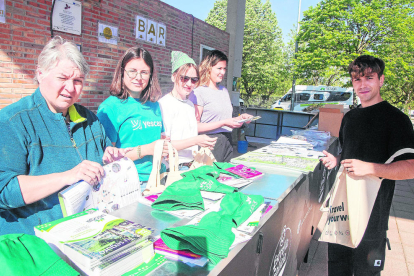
left=0, top=0, right=229, bottom=111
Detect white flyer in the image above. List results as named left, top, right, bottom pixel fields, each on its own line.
left=59, top=157, right=141, bottom=216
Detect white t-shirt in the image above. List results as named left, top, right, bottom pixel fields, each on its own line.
left=159, top=93, right=198, bottom=164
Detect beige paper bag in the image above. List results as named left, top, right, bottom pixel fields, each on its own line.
left=319, top=148, right=414, bottom=248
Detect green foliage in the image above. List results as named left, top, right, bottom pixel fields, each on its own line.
left=295, top=0, right=414, bottom=110
left=378, top=12, right=414, bottom=112
left=206, top=0, right=289, bottom=107
left=205, top=0, right=227, bottom=31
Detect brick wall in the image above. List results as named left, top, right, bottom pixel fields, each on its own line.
left=0, top=0, right=229, bottom=111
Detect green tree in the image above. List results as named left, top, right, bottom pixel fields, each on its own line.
left=379, top=14, right=414, bottom=111
left=295, top=0, right=414, bottom=109
left=206, top=0, right=289, bottom=107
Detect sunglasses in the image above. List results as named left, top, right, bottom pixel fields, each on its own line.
left=180, top=75, right=199, bottom=84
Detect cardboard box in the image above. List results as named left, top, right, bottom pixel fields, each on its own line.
left=321, top=104, right=344, bottom=112
left=318, top=106, right=344, bottom=137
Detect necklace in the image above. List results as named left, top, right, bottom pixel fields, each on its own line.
left=170, top=91, right=187, bottom=102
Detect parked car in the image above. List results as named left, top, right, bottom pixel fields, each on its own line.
left=270, top=85, right=355, bottom=112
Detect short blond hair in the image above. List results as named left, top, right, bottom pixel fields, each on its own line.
left=35, top=36, right=89, bottom=83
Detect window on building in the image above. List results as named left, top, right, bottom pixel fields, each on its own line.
left=200, top=44, right=215, bottom=63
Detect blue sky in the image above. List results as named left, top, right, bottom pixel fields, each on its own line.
left=160, top=0, right=321, bottom=43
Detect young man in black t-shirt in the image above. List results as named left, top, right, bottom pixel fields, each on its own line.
left=320, top=55, right=414, bottom=276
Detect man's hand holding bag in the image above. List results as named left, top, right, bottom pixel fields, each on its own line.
left=319, top=148, right=414, bottom=248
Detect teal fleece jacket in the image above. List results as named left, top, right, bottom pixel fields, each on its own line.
left=0, top=88, right=112, bottom=235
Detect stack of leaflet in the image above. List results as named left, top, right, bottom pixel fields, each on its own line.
left=232, top=136, right=323, bottom=172
left=267, top=136, right=323, bottom=159
left=225, top=164, right=264, bottom=180
left=290, top=128, right=331, bottom=148
left=34, top=209, right=154, bottom=276
left=217, top=174, right=253, bottom=188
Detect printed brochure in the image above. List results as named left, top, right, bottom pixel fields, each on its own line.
left=225, top=164, right=263, bottom=179
left=59, top=157, right=141, bottom=217
left=35, top=209, right=155, bottom=276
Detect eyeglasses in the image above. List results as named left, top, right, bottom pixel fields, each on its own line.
left=180, top=75, right=199, bottom=84
left=125, top=69, right=150, bottom=80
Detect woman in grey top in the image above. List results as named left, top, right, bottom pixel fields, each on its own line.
left=189, top=50, right=252, bottom=162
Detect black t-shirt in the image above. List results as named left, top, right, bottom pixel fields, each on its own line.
left=339, top=101, right=414, bottom=235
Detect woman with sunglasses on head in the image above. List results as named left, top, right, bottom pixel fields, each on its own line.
left=189, top=50, right=252, bottom=162
left=97, top=47, right=168, bottom=188
left=158, top=51, right=217, bottom=169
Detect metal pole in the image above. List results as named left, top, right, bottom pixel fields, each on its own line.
left=290, top=0, right=302, bottom=111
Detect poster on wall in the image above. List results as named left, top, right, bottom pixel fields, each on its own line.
left=0, top=0, right=6, bottom=24
left=52, top=0, right=82, bottom=35
left=135, top=15, right=147, bottom=41
left=98, top=22, right=118, bottom=45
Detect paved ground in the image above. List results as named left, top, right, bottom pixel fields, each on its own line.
left=298, top=178, right=414, bottom=276
left=232, top=141, right=414, bottom=276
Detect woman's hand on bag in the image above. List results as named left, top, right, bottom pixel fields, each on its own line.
left=102, top=146, right=133, bottom=164
left=341, top=159, right=374, bottom=176
left=146, top=139, right=170, bottom=158
left=196, top=135, right=217, bottom=150
left=320, top=150, right=338, bottom=170
left=224, top=118, right=243, bottom=129
left=65, top=160, right=105, bottom=186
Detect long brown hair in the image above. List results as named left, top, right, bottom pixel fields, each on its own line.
left=198, top=50, right=228, bottom=86
left=110, top=47, right=161, bottom=103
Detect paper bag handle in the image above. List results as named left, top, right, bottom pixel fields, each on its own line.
left=144, top=140, right=180, bottom=195
left=144, top=140, right=164, bottom=193
left=320, top=165, right=345, bottom=212
left=166, top=141, right=179, bottom=172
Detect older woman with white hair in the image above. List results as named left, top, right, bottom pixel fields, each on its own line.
left=0, top=36, right=127, bottom=235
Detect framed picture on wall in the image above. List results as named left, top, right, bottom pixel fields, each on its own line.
left=52, top=0, right=82, bottom=35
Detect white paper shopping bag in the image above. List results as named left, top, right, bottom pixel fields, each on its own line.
left=319, top=148, right=414, bottom=248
